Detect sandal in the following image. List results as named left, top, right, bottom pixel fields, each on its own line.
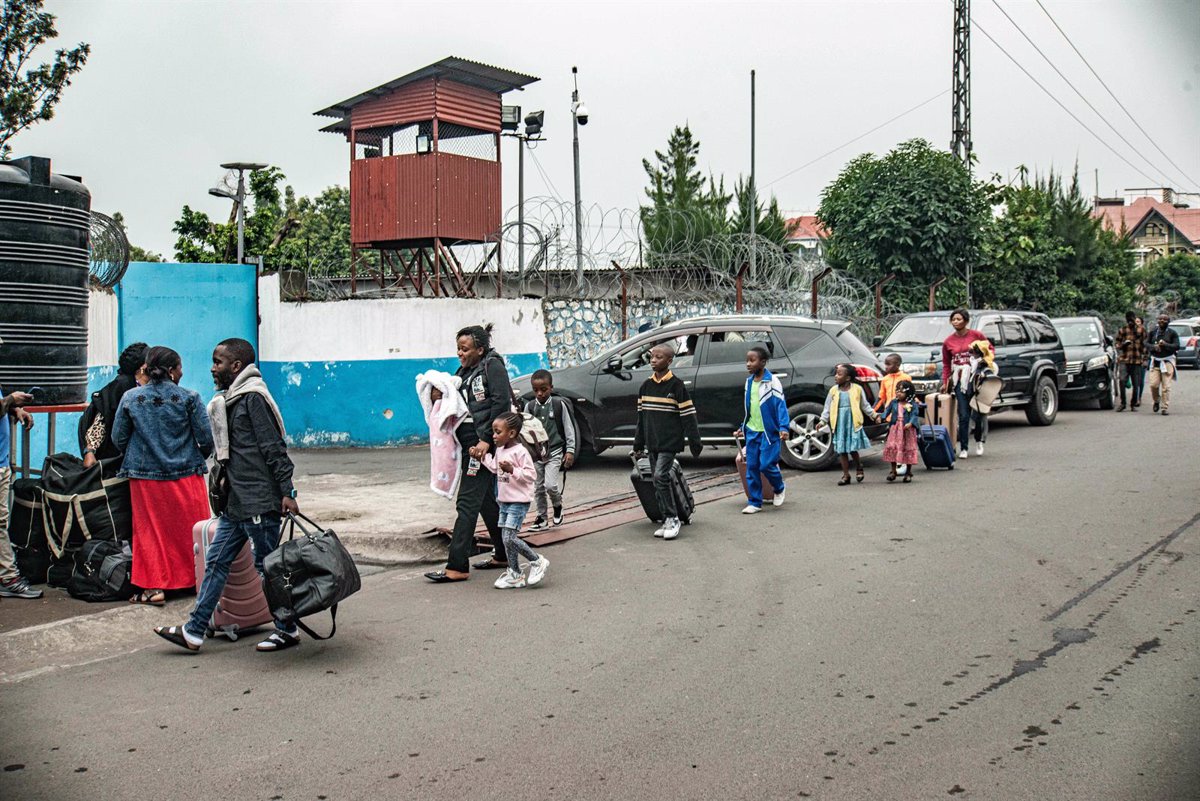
left=424, top=571, right=468, bottom=583
left=256, top=630, right=301, bottom=652
left=471, top=558, right=507, bottom=570
left=838, top=475, right=851, bottom=486
left=856, top=469, right=865, bottom=483
left=886, top=472, right=897, bottom=482
left=154, top=625, right=201, bottom=652
left=903, top=474, right=912, bottom=483
left=131, top=589, right=166, bottom=606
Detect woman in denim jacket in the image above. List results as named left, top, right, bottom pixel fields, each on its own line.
left=112, top=346, right=214, bottom=605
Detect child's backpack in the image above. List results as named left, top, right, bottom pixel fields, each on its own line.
left=519, top=413, right=551, bottom=464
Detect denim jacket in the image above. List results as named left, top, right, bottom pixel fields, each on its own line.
left=112, top=380, right=214, bottom=480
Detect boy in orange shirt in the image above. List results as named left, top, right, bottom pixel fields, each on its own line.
left=874, top=353, right=912, bottom=413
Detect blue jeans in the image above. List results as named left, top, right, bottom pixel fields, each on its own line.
left=953, top=384, right=987, bottom=452
left=185, top=514, right=291, bottom=639
left=744, top=430, right=786, bottom=508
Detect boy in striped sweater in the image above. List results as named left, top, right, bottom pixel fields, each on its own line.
left=633, top=345, right=703, bottom=540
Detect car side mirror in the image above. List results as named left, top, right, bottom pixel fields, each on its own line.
left=1104, top=335, right=1113, bottom=347
left=605, top=356, right=623, bottom=374
left=872, top=335, right=884, bottom=348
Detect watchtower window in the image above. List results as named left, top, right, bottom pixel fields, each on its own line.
left=437, top=123, right=497, bottom=161
left=355, top=122, right=434, bottom=159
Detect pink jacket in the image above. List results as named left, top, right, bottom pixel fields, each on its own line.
left=483, top=442, right=537, bottom=503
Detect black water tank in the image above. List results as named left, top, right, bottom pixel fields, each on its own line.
left=0, top=156, right=91, bottom=406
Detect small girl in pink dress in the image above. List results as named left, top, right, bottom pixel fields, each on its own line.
left=881, top=380, right=920, bottom=483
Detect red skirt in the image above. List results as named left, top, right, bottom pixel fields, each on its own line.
left=881, top=418, right=919, bottom=465
left=130, top=475, right=210, bottom=590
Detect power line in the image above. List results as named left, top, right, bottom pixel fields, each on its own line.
left=972, top=20, right=1159, bottom=186
left=527, top=147, right=565, bottom=203
left=1035, top=0, right=1199, bottom=190
left=764, top=89, right=949, bottom=188
left=990, top=0, right=1178, bottom=187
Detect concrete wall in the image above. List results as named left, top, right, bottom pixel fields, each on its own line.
left=258, top=274, right=550, bottom=447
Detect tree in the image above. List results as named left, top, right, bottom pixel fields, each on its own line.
left=817, top=138, right=992, bottom=306
left=1145, top=252, right=1200, bottom=311
left=640, top=125, right=730, bottom=266
left=0, top=0, right=90, bottom=157
left=171, top=167, right=353, bottom=274
left=110, top=211, right=162, bottom=262
left=730, top=176, right=795, bottom=248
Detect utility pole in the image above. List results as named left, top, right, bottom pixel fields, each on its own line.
left=211, top=162, right=267, bottom=264
left=950, top=0, right=972, bottom=305
left=750, top=70, right=757, bottom=281
left=571, top=67, right=587, bottom=285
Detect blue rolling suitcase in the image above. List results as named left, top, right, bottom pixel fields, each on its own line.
left=918, top=425, right=955, bottom=470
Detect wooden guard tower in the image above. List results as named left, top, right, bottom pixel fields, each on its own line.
left=316, top=56, right=539, bottom=296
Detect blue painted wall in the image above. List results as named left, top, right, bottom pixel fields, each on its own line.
left=261, top=352, right=549, bottom=447
left=117, top=262, right=258, bottom=397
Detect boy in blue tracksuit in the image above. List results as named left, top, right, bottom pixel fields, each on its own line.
left=737, top=345, right=790, bottom=514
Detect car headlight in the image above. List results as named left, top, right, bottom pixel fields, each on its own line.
left=902, top=362, right=938, bottom=377
left=1086, top=355, right=1109, bottom=370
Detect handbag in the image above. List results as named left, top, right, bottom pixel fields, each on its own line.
left=262, top=512, right=361, bottom=640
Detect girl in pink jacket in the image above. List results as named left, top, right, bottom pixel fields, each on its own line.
left=484, top=412, right=550, bottom=589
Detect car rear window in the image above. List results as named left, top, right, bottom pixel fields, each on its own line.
left=1000, top=319, right=1031, bottom=345
left=836, top=328, right=882, bottom=366
left=773, top=325, right=822, bottom=355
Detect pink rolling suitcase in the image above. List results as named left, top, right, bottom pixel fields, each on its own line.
left=192, top=518, right=274, bottom=640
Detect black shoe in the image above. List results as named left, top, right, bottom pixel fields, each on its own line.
left=1116, top=404, right=1126, bottom=412
left=528, top=516, right=549, bottom=532
left=552, top=507, right=564, bottom=526
left=1153, top=402, right=1160, bottom=412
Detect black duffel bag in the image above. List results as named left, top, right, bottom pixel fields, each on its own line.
left=263, top=513, right=361, bottom=640
left=10, top=478, right=51, bottom=584
left=67, top=539, right=134, bottom=602
left=41, top=453, right=132, bottom=554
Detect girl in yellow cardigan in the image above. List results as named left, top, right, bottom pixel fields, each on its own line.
left=817, top=363, right=881, bottom=485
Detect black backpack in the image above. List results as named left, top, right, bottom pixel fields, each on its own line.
left=66, top=539, right=134, bottom=602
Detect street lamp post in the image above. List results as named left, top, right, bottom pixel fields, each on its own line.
left=210, top=162, right=267, bottom=264
left=571, top=67, right=588, bottom=285
left=502, top=111, right=544, bottom=286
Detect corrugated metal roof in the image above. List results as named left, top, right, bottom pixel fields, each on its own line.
left=315, top=56, right=539, bottom=121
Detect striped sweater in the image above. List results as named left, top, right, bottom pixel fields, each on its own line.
left=633, top=371, right=702, bottom=454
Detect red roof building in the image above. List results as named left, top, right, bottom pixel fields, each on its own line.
left=1093, top=191, right=1200, bottom=266
left=785, top=214, right=828, bottom=257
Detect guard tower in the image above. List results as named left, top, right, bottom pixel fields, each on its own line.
left=316, top=56, right=538, bottom=296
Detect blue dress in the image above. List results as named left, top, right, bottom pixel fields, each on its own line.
left=832, top=390, right=872, bottom=454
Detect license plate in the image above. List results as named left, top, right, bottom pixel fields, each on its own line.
left=1066, top=374, right=1074, bottom=384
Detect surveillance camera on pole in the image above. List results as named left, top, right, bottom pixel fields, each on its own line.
left=571, top=67, right=587, bottom=283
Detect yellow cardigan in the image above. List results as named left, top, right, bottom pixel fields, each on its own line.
left=826, top=383, right=870, bottom=432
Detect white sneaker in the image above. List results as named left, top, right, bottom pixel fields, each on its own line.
left=527, top=556, right=549, bottom=586
left=975, top=441, right=984, bottom=456
left=494, top=569, right=526, bottom=589
left=897, top=464, right=909, bottom=476
left=653, top=524, right=666, bottom=538
left=741, top=504, right=761, bottom=515
left=662, top=517, right=681, bottom=540
left=772, top=489, right=786, bottom=507
left=958, top=449, right=968, bottom=459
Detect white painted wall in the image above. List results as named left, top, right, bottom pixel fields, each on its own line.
left=87, top=287, right=119, bottom=366
left=258, top=273, right=548, bottom=361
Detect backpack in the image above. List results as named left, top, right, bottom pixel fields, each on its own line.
left=66, top=539, right=134, bottom=602
left=519, top=413, right=551, bottom=464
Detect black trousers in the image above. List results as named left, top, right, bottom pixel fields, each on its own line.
left=446, top=449, right=503, bottom=573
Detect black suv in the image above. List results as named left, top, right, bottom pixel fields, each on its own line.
left=874, top=310, right=1067, bottom=426
left=512, top=315, right=887, bottom=471
left=1050, top=316, right=1118, bottom=409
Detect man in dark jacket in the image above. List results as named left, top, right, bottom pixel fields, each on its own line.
left=1146, top=313, right=1180, bottom=415
left=155, top=337, right=301, bottom=653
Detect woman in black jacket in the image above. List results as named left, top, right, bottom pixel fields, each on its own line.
left=426, top=324, right=513, bottom=582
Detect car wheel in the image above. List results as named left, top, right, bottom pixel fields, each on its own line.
left=780, top=402, right=836, bottom=471
left=1023, top=374, right=1059, bottom=426
left=1098, top=368, right=1116, bottom=410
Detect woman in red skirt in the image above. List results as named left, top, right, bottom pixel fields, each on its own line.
left=881, top=379, right=921, bottom=483
left=112, top=346, right=214, bottom=604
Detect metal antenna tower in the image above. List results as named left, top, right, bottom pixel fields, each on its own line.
left=950, top=0, right=972, bottom=167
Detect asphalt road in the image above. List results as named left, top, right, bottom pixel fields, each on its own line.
left=2, top=376, right=1198, bottom=800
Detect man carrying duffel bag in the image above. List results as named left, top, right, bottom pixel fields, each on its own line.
left=155, top=338, right=303, bottom=654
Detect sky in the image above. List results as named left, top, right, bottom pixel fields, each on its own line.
left=13, top=0, right=1200, bottom=258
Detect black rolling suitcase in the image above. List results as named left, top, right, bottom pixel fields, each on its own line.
left=629, top=454, right=694, bottom=524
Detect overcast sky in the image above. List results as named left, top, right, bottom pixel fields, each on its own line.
left=15, top=0, right=1200, bottom=257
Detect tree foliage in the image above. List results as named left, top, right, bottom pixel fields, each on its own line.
left=1145, top=252, right=1200, bottom=311
left=111, top=211, right=162, bottom=262
left=0, top=0, right=90, bottom=157
left=640, top=124, right=794, bottom=268
left=977, top=169, right=1136, bottom=316
left=171, top=167, right=351, bottom=273
left=817, top=138, right=992, bottom=303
